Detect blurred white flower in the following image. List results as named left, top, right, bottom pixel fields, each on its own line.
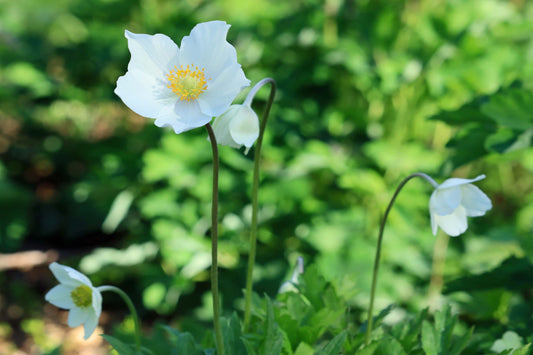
left=429, top=174, right=492, bottom=237
left=115, top=21, right=250, bottom=134
left=211, top=104, right=259, bottom=153
left=278, top=257, right=305, bottom=293
left=45, top=262, right=102, bottom=339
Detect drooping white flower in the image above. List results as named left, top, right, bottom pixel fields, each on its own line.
left=115, top=21, right=250, bottom=134
left=211, top=104, right=259, bottom=152
left=45, top=262, right=102, bottom=339
left=429, top=175, right=492, bottom=237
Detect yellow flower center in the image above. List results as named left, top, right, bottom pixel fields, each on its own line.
left=71, top=285, right=92, bottom=308
left=166, top=64, right=208, bottom=102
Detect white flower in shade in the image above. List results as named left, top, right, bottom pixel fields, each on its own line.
left=211, top=104, right=259, bottom=153
left=429, top=174, right=492, bottom=237
left=45, top=262, right=102, bottom=339
left=115, top=21, right=250, bottom=134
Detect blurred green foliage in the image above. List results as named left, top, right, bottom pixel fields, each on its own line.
left=1, top=0, right=532, bottom=352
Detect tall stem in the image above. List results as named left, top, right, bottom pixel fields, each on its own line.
left=427, top=232, right=450, bottom=312
left=205, top=123, right=224, bottom=355
left=243, top=78, right=276, bottom=332
left=97, top=285, right=141, bottom=353
left=365, top=172, right=437, bottom=345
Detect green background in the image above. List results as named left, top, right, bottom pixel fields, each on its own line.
left=0, top=0, right=532, bottom=353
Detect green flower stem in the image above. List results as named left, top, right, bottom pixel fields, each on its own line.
left=365, top=172, right=437, bottom=345
left=97, top=285, right=141, bottom=353
left=427, top=232, right=450, bottom=312
left=205, top=123, right=225, bottom=355
left=243, top=78, right=276, bottom=332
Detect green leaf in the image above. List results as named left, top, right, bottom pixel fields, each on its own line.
left=161, top=326, right=203, bottom=355
left=421, top=320, right=437, bottom=355
left=485, top=128, right=533, bottom=153
left=294, top=342, right=314, bottom=355
left=101, top=335, right=137, bottom=355
left=315, top=330, right=347, bottom=355
left=221, top=313, right=247, bottom=355
left=430, top=101, right=490, bottom=126
left=261, top=297, right=284, bottom=355
left=444, top=256, right=533, bottom=293
left=481, top=89, right=533, bottom=130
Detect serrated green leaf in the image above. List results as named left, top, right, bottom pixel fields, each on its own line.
left=160, top=326, right=202, bottom=355
left=261, top=297, right=284, bottom=355
left=449, top=327, right=473, bottom=355
left=316, top=330, right=347, bottom=355
left=481, top=89, right=533, bottom=130
left=221, top=313, right=247, bottom=355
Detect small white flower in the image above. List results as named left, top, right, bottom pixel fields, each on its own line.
left=429, top=174, right=492, bottom=237
left=211, top=104, right=259, bottom=152
left=45, top=262, right=102, bottom=339
left=115, top=21, right=250, bottom=134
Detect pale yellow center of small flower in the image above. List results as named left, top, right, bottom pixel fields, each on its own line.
left=166, top=64, right=208, bottom=102
left=71, top=285, right=92, bottom=308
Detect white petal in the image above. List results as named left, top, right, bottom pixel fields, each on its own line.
left=153, top=114, right=197, bottom=134
left=171, top=99, right=212, bottom=128
left=229, top=106, right=259, bottom=148
left=460, top=184, right=492, bottom=216
left=124, top=30, right=179, bottom=77
left=45, top=284, right=75, bottom=309
left=199, top=64, right=250, bottom=117
left=430, top=210, right=438, bottom=236
left=92, top=289, right=103, bottom=320
left=50, top=262, right=90, bottom=287
left=211, top=106, right=241, bottom=148
left=179, top=21, right=237, bottom=78
left=434, top=205, right=468, bottom=237
left=83, top=312, right=99, bottom=339
left=68, top=307, right=89, bottom=328
left=438, top=175, right=486, bottom=190
left=430, top=186, right=461, bottom=216
left=115, top=70, right=173, bottom=119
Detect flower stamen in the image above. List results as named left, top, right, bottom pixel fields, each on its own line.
left=71, top=285, right=93, bottom=308
left=166, top=64, right=208, bottom=101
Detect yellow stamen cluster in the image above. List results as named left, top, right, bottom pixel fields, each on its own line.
left=166, top=64, right=208, bottom=101
left=71, top=285, right=93, bottom=308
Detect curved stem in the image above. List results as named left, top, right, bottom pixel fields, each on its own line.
left=243, top=78, right=276, bottom=332
left=205, top=123, right=225, bottom=355
left=365, top=172, right=438, bottom=345
left=97, top=285, right=141, bottom=353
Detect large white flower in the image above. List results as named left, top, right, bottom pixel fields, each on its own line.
left=211, top=104, right=259, bottom=152
left=115, top=21, right=250, bottom=134
left=45, top=262, right=102, bottom=339
left=429, top=175, right=492, bottom=237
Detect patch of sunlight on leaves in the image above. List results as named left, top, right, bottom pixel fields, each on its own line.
left=4, top=62, right=53, bottom=97
left=101, top=190, right=134, bottom=234
left=47, top=13, right=88, bottom=46
left=79, top=242, right=158, bottom=273
left=143, top=282, right=166, bottom=310
left=491, top=331, right=524, bottom=353
left=22, top=319, right=56, bottom=352
left=363, top=141, right=443, bottom=175
left=138, top=188, right=180, bottom=219
left=462, top=228, right=524, bottom=274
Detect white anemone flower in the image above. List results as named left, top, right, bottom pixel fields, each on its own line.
left=115, top=21, right=250, bottom=134
left=45, top=262, right=102, bottom=339
left=429, top=174, right=492, bottom=237
left=211, top=104, right=259, bottom=153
